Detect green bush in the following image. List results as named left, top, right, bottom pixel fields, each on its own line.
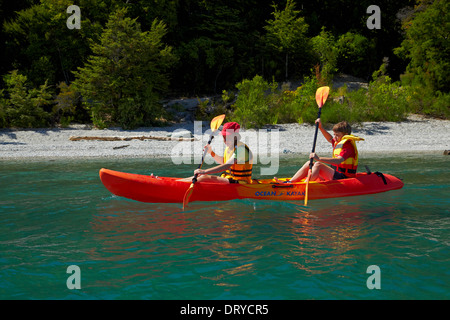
left=268, top=88, right=298, bottom=124
left=194, top=97, right=229, bottom=122
left=272, top=75, right=320, bottom=124
left=364, top=75, right=409, bottom=121
left=428, top=92, right=450, bottom=119
left=53, top=82, right=82, bottom=127
left=320, top=97, right=353, bottom=125
left=320, top=76, right=409, bottom=124
left=231, top=75, right=278, bottom=128
left=405, top=85, right=450, bottom=119
left=311, top=27, right=338, bottom=85
left=336, top=32, right=376, bottom=78
left=229, top=70, right=449, bottom=128
left=1, top=70, right=52, bottom=128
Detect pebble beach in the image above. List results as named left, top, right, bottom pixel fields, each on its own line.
left=1, top=114, right=448, bottom=161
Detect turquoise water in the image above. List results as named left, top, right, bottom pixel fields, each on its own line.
left=0, top=154, right=448, bottom=300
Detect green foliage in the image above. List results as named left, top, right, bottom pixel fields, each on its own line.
left=311, top=27, right=338, bottom=85
left=1, top=70, right=52, bottom=128
left=403, top=86, right=450, bottom=119
left=231, top=75, right=324, bottom=127
left=264, top=0, right=311, bottom=80
left=0, top=0, right=448, bottom=129
left=176, top=37, right=234, bottom=94
left=320, top=74, right=410, bottom=124
left=365, top=76, right=409, bottom=121
left=173, top=1, right=255, bottom=94
left=194, top=97, right=229, bottom=122
left=2, top=0, right=102, bottom=87
left=53, top=82, right=83, bottom=127
left=393, top=0, right=450, bottom=119
left=395, top=0, right=450, bottom=93
left=231, top=75, right=278, bottom=128
left=291, top=76, right=322, bottom=123
left=268, top=76, right=320, bottom=124
left=72, top=8, right=177, bottom=129
left=336, top=32, right=376, bottom=79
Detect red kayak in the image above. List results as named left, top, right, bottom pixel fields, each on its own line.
left=99, top=168, right=404, bottom=204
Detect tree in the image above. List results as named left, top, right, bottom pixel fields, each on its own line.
left=72, top=8, right=177, bottom=129
left=2, top=0, right=109, bottom=87
left=395, top=0, right=450, bottom=93
left=1, top=70, right=52, bottom=128
left=311, top=27, right=338, bottom=85
left=264, top=0, right=310, bottom=80
left=336, top=32, right=376, bottom=79
left=172, top=0, right=256, bottom=94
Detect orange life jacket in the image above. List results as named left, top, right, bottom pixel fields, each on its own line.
left=221, top=142, right=253, bottom=183
left=332, top=135, right=364, bottom=178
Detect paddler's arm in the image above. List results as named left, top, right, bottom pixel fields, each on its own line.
left=194, top=157, right=234, bottom=176
left=205, top=144, right=224, bottom=164
left=311, top=153, right=344, bottom=165
left=316, top=119, right=333, bottom=143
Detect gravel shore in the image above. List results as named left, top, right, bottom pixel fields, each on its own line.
left=1, top=114, right=449, bottom=161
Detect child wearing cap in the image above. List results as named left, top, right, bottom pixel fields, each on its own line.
left=189, top=122, right=253, bottom=184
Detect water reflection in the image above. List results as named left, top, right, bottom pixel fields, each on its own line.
left=88, top=197, right=402, bottom=291
left=89, top=200, right=264, bottom=289
left=277, top=202, right=402, bottom=275
left=283, top=205, right=364, bottom=274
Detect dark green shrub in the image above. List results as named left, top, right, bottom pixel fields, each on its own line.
left=231, top=75, right=278, bottom=128
left=2, top=70, right=51, bottom=128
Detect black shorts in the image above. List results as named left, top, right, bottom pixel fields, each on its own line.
left=332, top=170, right=348, bottom=180
left=228, top=178, right=251, bottom=184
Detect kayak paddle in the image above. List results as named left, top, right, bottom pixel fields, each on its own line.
left=304, top=86, right=330, bottom=206
left=182, top=114, right=226, bottom=210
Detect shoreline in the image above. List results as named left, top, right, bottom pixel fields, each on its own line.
left=1, top=115, right=449, bottom=161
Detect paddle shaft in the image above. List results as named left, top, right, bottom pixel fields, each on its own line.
left=308, top=108, right=322, bottom=170
left=192, top=135, right=214, bottom=183
left=304, top=86, right=329, bottom=206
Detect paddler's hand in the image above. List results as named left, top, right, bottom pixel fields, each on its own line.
left=204, top=144, right=212, bottom=154
left=310, top=152, right=319, bottom=161
left=315, top=118, right=323, bottom=128
left=194, top=169, right=206, bottom=176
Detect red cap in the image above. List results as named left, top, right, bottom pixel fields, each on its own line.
left=220, top=122, right=240, bottom=136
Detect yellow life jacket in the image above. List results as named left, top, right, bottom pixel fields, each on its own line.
left=332, top=135, right=364, bottom=178
left=220, top=142, right=253, bottom=183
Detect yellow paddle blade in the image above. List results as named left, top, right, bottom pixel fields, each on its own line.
left=315, top=86, right=330, bottom=108
left=182, top=183, right=195, bottom=210
left=210, top=114, right=225, bottom=132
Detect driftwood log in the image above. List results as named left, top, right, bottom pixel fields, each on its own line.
left=69, top=135, right=196, bottom=142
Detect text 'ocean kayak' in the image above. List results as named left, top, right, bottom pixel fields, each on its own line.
left=99, top=168, right=404, bottom=204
